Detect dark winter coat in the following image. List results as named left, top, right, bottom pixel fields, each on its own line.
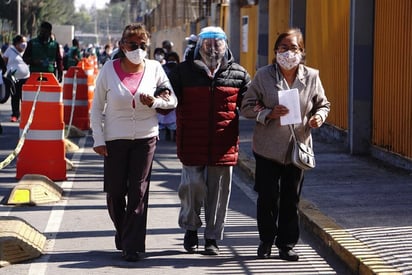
left=169, top=49, right=251, bottom=166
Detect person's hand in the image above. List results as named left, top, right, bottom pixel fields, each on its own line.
left=253, top=101, right=265, bottom=112
left=140, top=93, right=155, bottom=107
left=267, top=104, right=289, bottom=119
left=156, top=89, right=170, bottom=101
left=93, top=145, right=108, bottom=156
left=309, top=114, right=323, bottom=128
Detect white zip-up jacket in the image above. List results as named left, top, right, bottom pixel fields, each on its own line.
left=90, top=58, right=177, bottom=147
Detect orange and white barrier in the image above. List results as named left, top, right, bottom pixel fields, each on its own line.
left=63, top=65, right=95, bottom=130
left=16, top=73, right=66, bottom=180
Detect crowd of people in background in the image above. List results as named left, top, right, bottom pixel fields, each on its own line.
left=0, top=20, right=195, bottom=134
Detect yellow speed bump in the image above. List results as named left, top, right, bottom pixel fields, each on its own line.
left=7, top=174, right=63, bottom=205
left=0, top=216, right=46, bottom=267
left=64, top=138, right=80, bottom=153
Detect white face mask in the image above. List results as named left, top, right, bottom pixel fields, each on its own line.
left=154, top=54, right=164, bottom=62
left=19, top=42, right=27, bottom=51
left=124, top=48, right=147, bottom=65
left=276, top=50, right=302, bottom=70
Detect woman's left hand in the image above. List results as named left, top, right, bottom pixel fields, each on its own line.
left=309, top=114, right=323, bottom=128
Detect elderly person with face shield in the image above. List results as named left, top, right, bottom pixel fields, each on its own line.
left=90, top=23, right=177, bottom=262
left=168, top=26, right=251, bottom=255
left=240, top=28, right=330, bottom=261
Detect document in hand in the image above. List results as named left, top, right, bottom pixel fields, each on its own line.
left=278, top=88, right=302, bottom=125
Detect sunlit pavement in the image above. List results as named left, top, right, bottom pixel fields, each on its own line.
left=238, top=116, right=412, bottom=275
left=0, top=99, right=343, bottom=274
left=1, top=98, right=411, bottom=274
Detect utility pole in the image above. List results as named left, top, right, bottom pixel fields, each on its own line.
left=17, top=0, right=21, bottom=34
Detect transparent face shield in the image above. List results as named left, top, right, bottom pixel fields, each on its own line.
left=198, top=38, right=227, bottom=69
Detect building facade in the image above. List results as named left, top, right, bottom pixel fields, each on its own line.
left=144, top=0, right=412, bottom=171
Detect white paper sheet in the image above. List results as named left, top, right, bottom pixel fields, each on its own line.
left=278, top=88, right=302, bottom=125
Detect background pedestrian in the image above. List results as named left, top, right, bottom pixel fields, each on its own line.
left=23, top=21, right=63, bottom=82
left=2, top=34, right=30, bottom=122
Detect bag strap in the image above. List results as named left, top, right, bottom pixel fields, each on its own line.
left=288, top=124, right=298, bottom=142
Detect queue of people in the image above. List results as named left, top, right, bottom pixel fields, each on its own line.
left=1, top=21, right=65, bottom=127
left=0, top=20, right=113, bottom=128
left=0, top=21, right=62, bottom=135
left=1, top=21, right=330, bottom=264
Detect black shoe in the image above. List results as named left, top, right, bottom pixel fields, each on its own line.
left=122, top=251, right=140, bottom=262
left=279, top=248, right=299, bottom=261
left=183, top=230, right=198, bottom=253
left=204, top=239, right=219, bottom=255
left=257, top=241, right=272, bottom=259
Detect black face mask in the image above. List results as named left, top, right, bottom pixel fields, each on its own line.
left=38, top=29, right=51, bottom=42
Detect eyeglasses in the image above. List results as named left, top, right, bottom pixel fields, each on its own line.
left=277, top=44, right=301, bottom=53
left=123, top=41, right=147, bottom=51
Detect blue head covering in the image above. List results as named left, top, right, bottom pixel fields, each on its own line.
left=198, top=26, right=227, bottom=40
left=194, top=26, right=228, bottom=62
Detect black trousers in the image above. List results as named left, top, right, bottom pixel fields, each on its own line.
left=104, top=137, right=157, bottom=253
left=11, top=78, right=27, bottom=118
left=253, top=152, right=304, bottom=250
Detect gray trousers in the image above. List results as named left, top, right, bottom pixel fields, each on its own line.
left=178, top=165, right=232, bottom=240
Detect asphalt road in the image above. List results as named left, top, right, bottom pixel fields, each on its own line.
left=0, top=99, right=348, bottom=274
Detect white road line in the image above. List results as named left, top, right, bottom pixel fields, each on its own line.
left=28, top=137, right=86, bottom=275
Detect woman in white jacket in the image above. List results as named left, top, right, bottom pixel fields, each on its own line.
left=90, top=23, right=177, bottom=262
left=241, top=28, right=330, bottom=262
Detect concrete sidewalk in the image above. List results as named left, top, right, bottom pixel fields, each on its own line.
left=237, top=117, right=412, bottom=275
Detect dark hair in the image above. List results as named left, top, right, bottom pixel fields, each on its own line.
left=118, top=23, right=150, bottom=58
left=273, top=28, right=306, bottom=64
left=166, top=51, right=180, bottom=63
left=162, top=40, right=172, bottom=50
left=40, top=21, right=52, bottom=32
left=12, top=35, right=24, bottom=46
left=154, top=47, right=166, bottom=55
left=72, top=38, right=79, bottom=46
